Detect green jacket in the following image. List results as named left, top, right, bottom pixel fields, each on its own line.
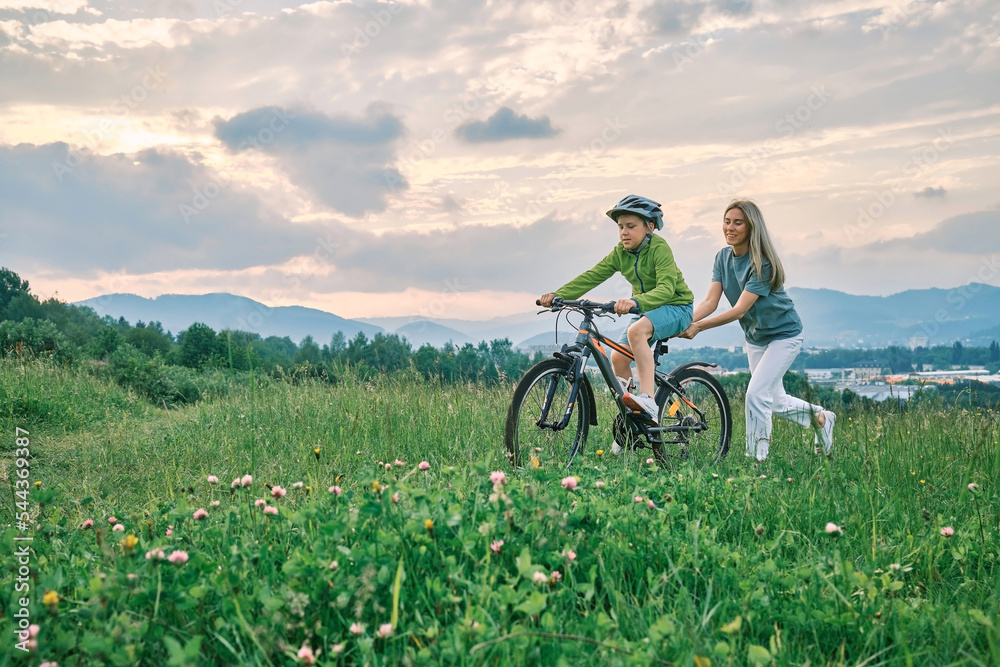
left=554, top=234, right=693, bottom=312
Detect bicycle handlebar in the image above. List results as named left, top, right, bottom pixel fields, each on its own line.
left=536, top=297, right=641, bottom=316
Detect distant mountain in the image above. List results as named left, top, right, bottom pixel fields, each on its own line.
left=74, top=293, right=382, bottom=343
left=395, top=321, right=475, bottom=348
left=75, top=284, right=1000, bottom=350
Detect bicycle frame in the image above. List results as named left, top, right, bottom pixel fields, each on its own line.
left=540, top=307, right=716, bottom=447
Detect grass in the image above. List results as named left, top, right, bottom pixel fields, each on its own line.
left=1, top=356, right=998, bottom=665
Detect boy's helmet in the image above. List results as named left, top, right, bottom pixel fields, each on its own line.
left=606, top=195, right=663, bottom=230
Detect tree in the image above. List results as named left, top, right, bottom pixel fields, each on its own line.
left=952, top=341, right=964, bottom=365
left=0, top=268, right=31, bottom=314
left=990, top=340, right=999, bottom=362
left=294, top=335, right=322, bottom=365
left=178, top=322, right=222, bottom=369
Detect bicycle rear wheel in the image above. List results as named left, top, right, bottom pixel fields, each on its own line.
left=654, top=367, right=731, bottom=467
left=505, top=359, right=590, bottom=470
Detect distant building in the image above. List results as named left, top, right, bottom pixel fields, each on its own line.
left=909, top=335, right=928, bottom=350
left=847, top=362, right=883, bottom=383
left=803, top=368, right=846, bottom=383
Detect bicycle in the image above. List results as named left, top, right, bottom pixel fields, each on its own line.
left=504, top=298, right=733, bottom=469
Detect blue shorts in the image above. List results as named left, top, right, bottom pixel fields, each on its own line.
left=616, top=303, right=693, bottom=345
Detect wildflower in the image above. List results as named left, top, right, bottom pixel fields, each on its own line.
left=825, top=522, right=842, bottom=535
left=331, top=643, right=345, bottom=654
left=292, top=481, right=304, bottom=489
left=314, top=447, right=321, bottom=460
left=146, top=549, right=166, bottom=560
left=890, top=563, right=901, bottom=571
left=634, top=496, right=643, bottom=503
left=371, top=480, right=381, bottom=492
left=113, top=524, right=125, bottom=532
left=376, top=623, right=393, bottom=638
left=392, top=492, right=400, bottom=503
left=940, top=526, right=954, bottom=537
left=760, top=474, right=767, bottom=479
left=305, top=486, right=312, bottom=494
left=596, top=449, right=604, bottom=456
left=255, top=499, right=266, bottom=508
left=490, top=471, right=507, bottom=486
left=212, top=500, right=220, bottom=506
left=297, top=645, right=316, bottom=665
left=755, top=525, right=765, bottom=535
left=711, top=473, right=719, bottom=478
left=193, top=508, right=208, bottom=520
left=968, top=482, right=979, bottom=491
left=264, top=506, right=278, bottom=516
left=384, top=463, right=392, bottom=470
left=394, top=459, right=404, bottom=466
left=350, top=622, right=364, bottom=635
left=34, top=480, right=41, bottom=487
left=168, top=550, right=189, bottom=564
left=40, top=662, right=58, bottom=667
left=530, top=455, right=541, bottom=468
left=207, top=475, right=218, bottom=484
left=787, top=477, right=793, bottom=482
left=561, top=476, right=578, bottom=491
left=28, top=624, right=39, bottom=638
left=647, top=499, right=655, bottom=509
left=534, top=447, right=542, bottom=452
left=42, top=590, right=59, bottom=606
left=533, top=571, right=548, bottom=584
left=418, top=461, right=430, bottom=470
left=595, top=481, right=605, bottom=488
left=120, top=534, right=139, bottom=549
left=241, top=474, right=253, bottom=487
left=646, top=458, right=655, bottom=464
left=231, top=478, right=240, bottom=489
left=329, top=485, right=342, bottom=497
left=565, top=549, right=576, bottom=560
left=424, top=518, right=434, bottom=531
left=490, top=540, right=504, bottom=554
left=551, top=571, right=562, bottom=583
left=165, top=528, right=173, bottom=536
left=108, top=517, right=117, bottom=524
left=81, top=519, right=94, bottom=529
left=330, top=560, right=338, bottom=570
left=271, top=486, right=287, bottom=499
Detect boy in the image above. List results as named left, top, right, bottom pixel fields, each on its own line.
left=539, top=195, right=693, bottom=452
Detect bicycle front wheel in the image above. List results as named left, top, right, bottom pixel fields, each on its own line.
left=654, top=367, right=731, bottom=467
left=504, top=359, right=590, bottom=470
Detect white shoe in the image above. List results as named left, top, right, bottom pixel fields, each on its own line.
left=611, top=440, right=624, bottom=456
left=623, top=392, right=659, bottom=424
left=817, top=410, right=836, bottom=453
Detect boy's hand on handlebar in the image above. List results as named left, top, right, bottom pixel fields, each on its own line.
left=614, top=298, right=638, bottom=315
left=538, top=293, right=555, bottom=307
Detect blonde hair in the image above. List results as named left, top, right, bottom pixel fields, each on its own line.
left=725, top=199, right=786, bottom=292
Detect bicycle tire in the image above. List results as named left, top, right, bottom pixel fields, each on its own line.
left=505, top=359, right=591, bottom=470
left=653, top=366, right=731, bottom=466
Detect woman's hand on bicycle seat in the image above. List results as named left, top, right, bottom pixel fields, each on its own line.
left=614, top=298, right=639, bottom=316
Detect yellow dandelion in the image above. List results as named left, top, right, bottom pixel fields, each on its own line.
left=120, top=534, right=139, bottom=550
left=596, top=449, right=604, bottom=456
left=530, top=455, right=541, bottom=469
left=34, top=481, right=41, bottom=488
left=372, top=480, right=382, bottom=492
left=305, top=485, right=312, bottom=494
left=424, top=518, right=434, bottom=531
left=920, top=480, right=925, bottom=484
left=42, top=590, right=59, bottom=606
left=314, top=447, right=321, bottom=460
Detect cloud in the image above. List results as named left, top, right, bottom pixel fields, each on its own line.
left=639, top=0, right=706, bottom=35
left=0, top=142, right=326, bottom=275
left=455, top=106, right=559, bottom=143
left=914, top=186, right=946, bottom=199
left=213, top=104, right=407, bottom=216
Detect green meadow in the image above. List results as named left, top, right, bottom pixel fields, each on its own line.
left=1, top=357, right=998, bottom=665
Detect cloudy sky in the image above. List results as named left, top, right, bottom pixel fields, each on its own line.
left=1, top=0, right=998, bottom=320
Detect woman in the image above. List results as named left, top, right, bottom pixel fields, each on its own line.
left=678, top=199, right=835, bottom=461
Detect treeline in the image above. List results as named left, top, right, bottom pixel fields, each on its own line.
left=0, top=268, right=539, bottom=407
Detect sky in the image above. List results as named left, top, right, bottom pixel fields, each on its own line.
left=1, top=0, right=998, bottom=321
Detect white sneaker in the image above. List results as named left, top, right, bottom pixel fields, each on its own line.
left=623, top=392, right=659, bottom=424
left=817, top=410, right=836, bottom=454
left=611, top=440, right=624, bottom=456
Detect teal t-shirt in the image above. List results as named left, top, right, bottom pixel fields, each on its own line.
left=712, top=247, right=802, bottom=346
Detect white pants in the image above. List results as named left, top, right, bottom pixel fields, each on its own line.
left=744, top=334, right=823, bottom=460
